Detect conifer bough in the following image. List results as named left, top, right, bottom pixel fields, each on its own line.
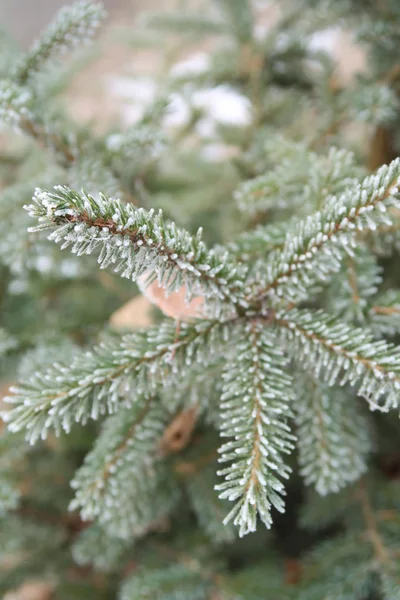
left=27, top=185, right=248, bottom=310
left=13, top=1, right=106, bottom=84
left=4, top=159, right=400, bottom=537
left=3, top=0, right=400, bottom=595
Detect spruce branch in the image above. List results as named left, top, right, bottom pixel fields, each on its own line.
left=325, top=246, right=382, bottom=325
left=70, top=401, right=178, bottom=538
left=216, top=322, right=295, bottom=537
left=235, top=147, right=360, bottom=217
left=0, top=5, right=129, bottom=194
left=0, top=93, right=139, bottom=201
left=0, top=80, right=77, bottom=166
left=250, top=159, right=400, bottom=306
left=2, top=319, right=228, bottom=442
left=13, top=0, right=106, bottom=85
left=277, top=308, right=400, bottom=411
left=299, top=479, right=400, bottom=597
left=295, top=377, right=370, bottom=495
left=25, top=186, right=247, bottom=310
left=17, top=114, right=77, bottom=167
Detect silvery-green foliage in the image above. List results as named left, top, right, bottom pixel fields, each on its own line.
left=6, top=157, right=400, bottom=538
left=0, top=80, right=32, bottom=130
left=25, top=185, right=247, bottom=312
left=3, top=335, right=138, bottom=441
left=70, top=401, right=179, bottom=539
left=3, top=318, right=229, bottom=442
left=0, top=1, right=111, bottom=188
left=0, top=175, right=77, bottom=279
left=5, top=156, right=400, bottom=541
left=298, top=480, right=400, bottom=600
left=23, top=159, right=400, bottom=315
left=253, top=159, right=400, bottom=306
left=0, top=204, right=87, bottom=280
left=0, top=78, right=80, bottom=168
left=295, top=377, right=370, bottom=495
left=13, top=0, right=106, bottom=85
left=216, top=323, right=295, bottom=536
left=72, top=523, right=132, bottom=572
left=325, top=246, right=382, bottom=325
left=277, top=308, right=400, bottom=411
left=235, top=146, right=361, bottom=217
left=3, top=4, right=400, bottom=588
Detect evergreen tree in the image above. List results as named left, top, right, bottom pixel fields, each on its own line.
left=1, top=0, right=400, bottom=597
